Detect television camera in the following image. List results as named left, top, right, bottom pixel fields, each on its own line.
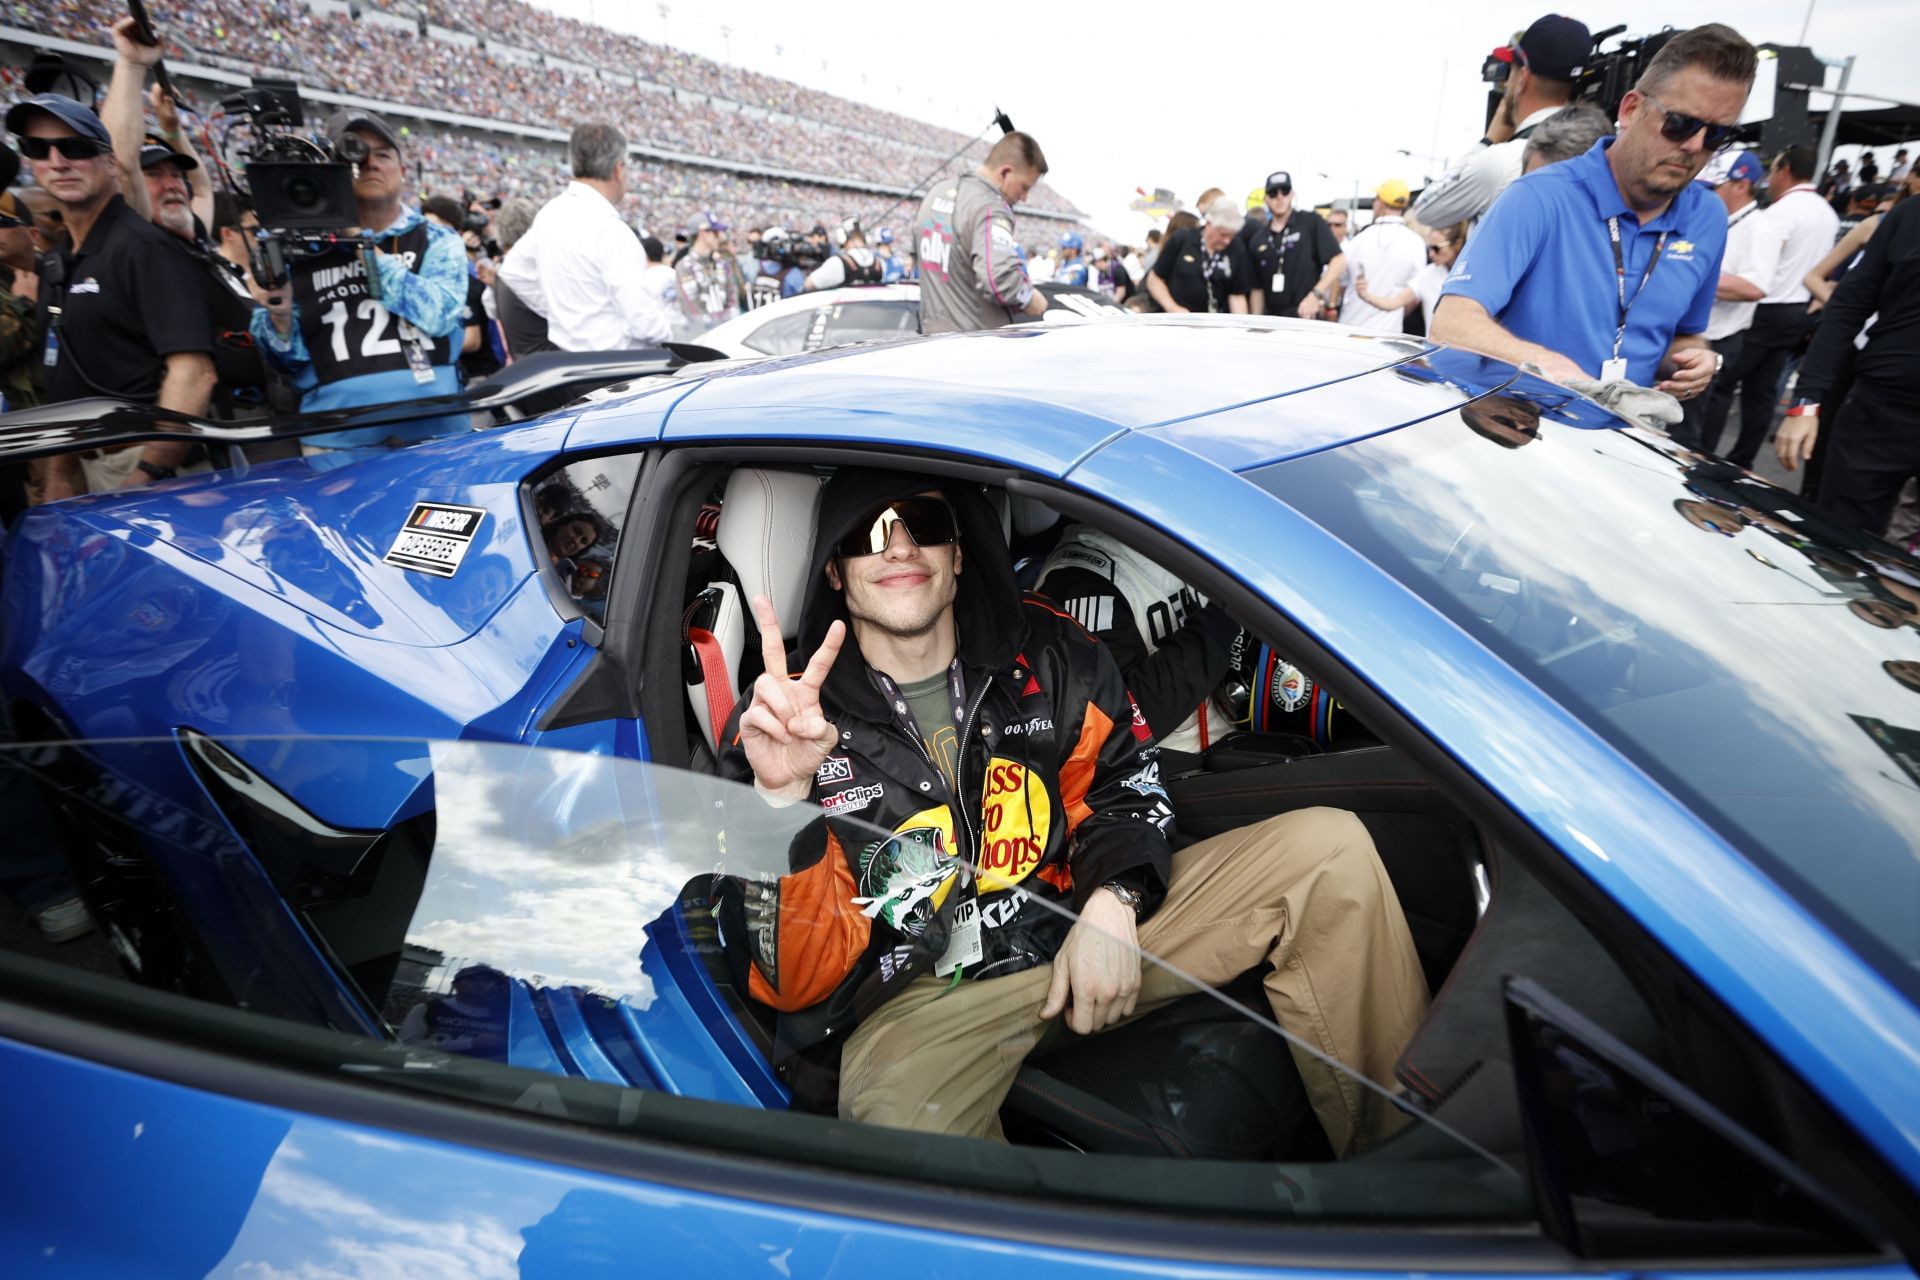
left=215, top=76, right=384, bottom=297
left=1481, top=24, right=1680, bottom=131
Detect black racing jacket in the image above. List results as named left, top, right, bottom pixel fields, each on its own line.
left=716, top=471, right=1173, bottom=1047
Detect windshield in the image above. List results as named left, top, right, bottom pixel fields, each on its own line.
left=1251, top=409, right=1920, bottom=1003
left=0, top=734, right=1520, bottom=1223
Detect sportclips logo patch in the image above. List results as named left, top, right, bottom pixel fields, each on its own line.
left=978, top=757, right=1053, bottom=891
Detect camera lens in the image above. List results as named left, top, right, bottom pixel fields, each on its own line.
left=286, top=176, right=322, bottom=214
left=334, top=133, right=369, bottom=164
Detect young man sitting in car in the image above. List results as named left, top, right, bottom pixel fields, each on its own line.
left=719, top=469, right=1429, bottom=1155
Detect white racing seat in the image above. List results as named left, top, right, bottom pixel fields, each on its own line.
left=685, top=468, right=824, bottom=754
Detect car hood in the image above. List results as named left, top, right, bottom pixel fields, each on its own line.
left=48, top=425, right=566, bottom=648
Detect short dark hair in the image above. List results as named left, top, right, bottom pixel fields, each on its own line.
left=1636, top=23, right=1758, bottom=96
left=1145, top=229, right=1162, bottom=245
left=422, top=194, right=465, bottom=229
left=985, top=131, right=1048, bottom=176
left=211, top=190, right=250, bottom=236
left=640, top=234, right=665, bottom=263
left=1773, top=144, right=1817, bottom=183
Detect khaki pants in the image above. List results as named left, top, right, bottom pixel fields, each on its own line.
left=839, top=808, right=1429, bottom=1157
left=76, top=448, right=210, bottom=494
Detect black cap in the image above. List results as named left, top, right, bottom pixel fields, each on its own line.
left=1517, top=15, right=1592, bottom=81
left=1265, top=170, right=1292, bottom=195
left=139, top=140, right=199, bottom=172
left=24, top=52, right=99, bottom=104
left=422, top=194, right=465, bottom=227
left=322, top=107, right=402, bottom=153
left=6, top=93, right=112, bottom=147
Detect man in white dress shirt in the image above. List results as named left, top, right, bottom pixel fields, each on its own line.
left=1700, top=144, right=1837, bottom=468
left=1338, top=182, right=1427, bottom=334
left=497, top=122, right=672, bottom=352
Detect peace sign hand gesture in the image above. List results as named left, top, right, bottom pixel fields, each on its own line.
left=739, top=595, right=846, bottom=801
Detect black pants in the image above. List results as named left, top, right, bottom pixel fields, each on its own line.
left=1672, top=332, right=1744, bottom=452
left=1815, top=382, right=1920, bottom=536
left=1701, top=303, right=1813, bottom=467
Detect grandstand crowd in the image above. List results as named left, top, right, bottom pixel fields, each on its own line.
left=13, top=0, right=1082, bottom=223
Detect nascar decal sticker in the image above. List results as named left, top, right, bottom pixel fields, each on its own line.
left=385, top=502, right=487, bottom=578
left=978, top=757, right=1053, bottom=891
left=853, top=808, right=958, bottom=934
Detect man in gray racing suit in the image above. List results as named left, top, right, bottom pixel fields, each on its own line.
left=914, top=132, right=1052, bottom=334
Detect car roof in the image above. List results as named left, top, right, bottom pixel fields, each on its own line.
left=655, top=317, right=1516, bottom=473
left=703, top=283, right=920, bottom=336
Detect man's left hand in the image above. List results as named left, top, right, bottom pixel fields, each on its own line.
left=1297, top=292, right=1324, bottom=321
left=109, top=15, right=164, bottom=67
left=1040, top=888, right=1141, bottom=1035
left=148, top=82, right=181, bottom=134
left=1657, top=346, right=1716, bottom=400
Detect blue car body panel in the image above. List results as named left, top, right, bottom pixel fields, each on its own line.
left=3, top=321, right=1918, bottom=1271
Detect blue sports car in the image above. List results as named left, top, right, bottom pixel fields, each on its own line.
left=2, top=318, right=1917, bottom=1276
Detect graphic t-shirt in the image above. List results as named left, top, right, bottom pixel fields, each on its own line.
left=898, top=671, right=960, bottom=790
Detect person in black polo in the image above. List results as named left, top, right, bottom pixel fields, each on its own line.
left=10, top=94, right=215, bottom=501
left=1147, top=196, right=1251, bottom=315
left=1238, top=170, right=1346, bottom=321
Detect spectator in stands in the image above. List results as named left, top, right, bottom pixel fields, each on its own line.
left=250, top=109, right=469, bottom=456
left=1415, top=15, right=1592, bottom=230
left=915, top=131, right=1051, bottom=334
left=11, top=93, right=215, bottom=497
left=497, top=122, right=669, bottom=352
left=1520, top=103, right=1612, bottom=174
left=676, top=210, right=747, bottom=334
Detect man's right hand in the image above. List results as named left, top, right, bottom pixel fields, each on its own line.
left=739, top=595, right=845, bottom=801
left=109, top=15, right=164, bottom=66
left=1532, top=351, right=1590, bottom=386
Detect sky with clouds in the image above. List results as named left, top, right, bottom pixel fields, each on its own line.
left=533, top=0, right=1919, bottom=240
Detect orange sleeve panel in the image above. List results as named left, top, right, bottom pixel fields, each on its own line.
left=1058, top=699, right=1113, bottom=833
left=746, top=827, right=872, bottom=1011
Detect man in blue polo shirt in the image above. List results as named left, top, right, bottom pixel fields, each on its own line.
left=1433, top=24, right=1757, bottom=406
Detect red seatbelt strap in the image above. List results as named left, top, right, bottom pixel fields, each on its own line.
left=689, top=626, right=735, bottom=736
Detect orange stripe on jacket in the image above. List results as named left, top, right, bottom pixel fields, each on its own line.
left=746, top=828, right=872, bottom=1011
left=1059, top=699, right=1113, bottom=833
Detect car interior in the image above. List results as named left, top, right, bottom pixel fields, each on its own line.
left=526, top=456, right=1671, bottom=1171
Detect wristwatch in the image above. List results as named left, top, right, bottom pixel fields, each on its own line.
left=1100, top=881, right=1146, bottom=918
left=135, top=459, right=179, bottom=481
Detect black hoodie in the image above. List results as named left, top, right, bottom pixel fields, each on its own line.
left=717, top=469, right=1174, bottom=1047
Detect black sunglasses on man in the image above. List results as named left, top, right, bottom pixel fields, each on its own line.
left=19, top=135, right=109, bottom=161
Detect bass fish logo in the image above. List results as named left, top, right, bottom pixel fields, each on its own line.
left=978, top=757, right=1053, bottom=891
left=854, top=808, right=958, bottom=935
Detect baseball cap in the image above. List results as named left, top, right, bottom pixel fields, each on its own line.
left=1712, top=149, right=1764, bottom=187
left=5, top=93, right=111, bottom=147
left=322, top=107, right=402, bottom=153
left=0, top=189, right=30, bottom=227
left=1512, top=14, right=1592, bottom=82
left=1376, top=179, right=1411, bottom=210
left=691, top=209, right=728, bottom=233
left=24, top=53, right=99, bottom=104
left=1060, top=231, right=1083, bottom=249
left=139, top=138, right=199, bottom=172
left=1264, top=169, right=1293, bottom=195
left=875, top=225, right=894, bottom=244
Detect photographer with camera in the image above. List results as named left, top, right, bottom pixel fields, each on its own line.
left=10, top=94, right=215, bottom=499
left=1413, top=15, right=1593, bottom=232
left=249, top=109, right=468, bottom=455
left=804, top=218, right=883, bottom=291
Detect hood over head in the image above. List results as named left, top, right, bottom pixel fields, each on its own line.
left=798, top=468, right=1027, bottom=719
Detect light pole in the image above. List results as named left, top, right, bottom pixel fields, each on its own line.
left=657, top=2, right=670, bottom=47
left=720, top=23, right=732, bottom=63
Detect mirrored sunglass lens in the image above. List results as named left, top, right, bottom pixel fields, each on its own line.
left=838, top=500, right=955, bottom=556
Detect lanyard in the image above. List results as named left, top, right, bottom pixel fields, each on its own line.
left=1606, top=217, right=1669, bottom=361
left=869, top=659, right=968, bottom=751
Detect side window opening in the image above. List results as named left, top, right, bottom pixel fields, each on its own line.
left=528, top=453, right=641, bottom=626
